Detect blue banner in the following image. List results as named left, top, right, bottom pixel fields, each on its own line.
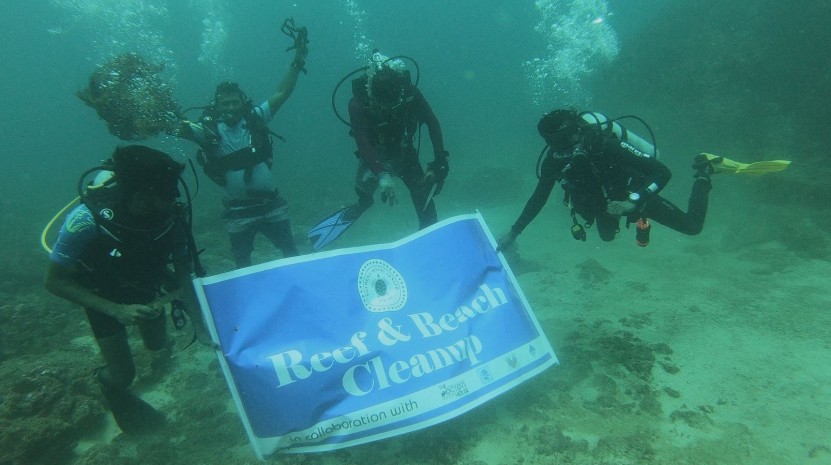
left=194, top=213, right=557, bottom=458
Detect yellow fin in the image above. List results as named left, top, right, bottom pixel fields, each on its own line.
left=700, top=153, right=791, bottom=175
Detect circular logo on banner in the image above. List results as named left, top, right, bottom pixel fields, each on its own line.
left=357, top=259, right=407, bottom=312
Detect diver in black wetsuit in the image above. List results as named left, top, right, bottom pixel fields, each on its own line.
left=498, top=109, right=717, bottom=250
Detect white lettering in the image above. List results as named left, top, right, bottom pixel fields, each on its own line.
left=410, top=312, right=439, bottom=337
left=342, top=336, right=484, bottom=396
left=456, top=305, right=476, bottom=323
left=438, top=312, right=458, bottom=331
left=388, top=360, right=411, bottom=384
left=409, top=353, right=435, bottom=377
left=445, top=336, right=484, bottom=365
left=269, top=331, right=370, bottom=388
left=343, top=361, right=373, bottom=396
left=310, top=352, right=333, bottom=372
left=480, top=284, right=507, bottom=308
left=621, top=141, right=649, bottom=158
left=409, top=284, right=508, bottom=338
left=267, top=350, right=309, bottom=387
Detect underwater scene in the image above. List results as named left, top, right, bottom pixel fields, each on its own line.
left=0, top=0, right=829, bottom=464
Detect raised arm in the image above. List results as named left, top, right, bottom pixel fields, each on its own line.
left=267, top=24, right=309, bottom=115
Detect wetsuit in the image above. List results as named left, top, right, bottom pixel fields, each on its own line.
left=349, top=85, right=447, bottom=229
left=511, top=135, right=711, bottom=241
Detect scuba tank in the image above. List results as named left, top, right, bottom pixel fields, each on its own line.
left=580, top=112, right=658, bottom=159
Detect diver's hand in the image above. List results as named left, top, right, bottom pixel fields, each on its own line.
left=162, top=110, right=187, bottom=136
left=290, top=24, right=308, bottom=73
left=294, top=27, right=308, bottom=60
left=607, top=200, right=637, bottom=216
left=497, top=229, right=519, bottom=252
left=194, top=322, right=220, bottom=349
left=379, top=172, right=396, bottom=206
left=425, top=151, right=449, bottom=194
left=422, top=170, right=436, bottom=186
left=429, top=151, right=450, bottom=180
left=175, top=296, right=221, bottom=349
left=109, top=303, right=162, bottom=326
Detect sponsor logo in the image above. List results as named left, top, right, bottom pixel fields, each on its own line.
left=439, top=381, right=469, bottom=401
left=357, top=259, right=407, bottom=312
left=477, top=366, right=494, bottom=384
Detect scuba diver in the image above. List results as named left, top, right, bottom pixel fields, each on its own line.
left=497, top=109, right=791, bottom=250
left=170, top=18, right=309, bottom=268
left=45, top=145, right=208, bottom=435
left=307, top=50, right=450, bottom=250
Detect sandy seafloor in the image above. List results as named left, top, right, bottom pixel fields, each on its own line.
left=1, top=1, right=829, bottom=463
left=3, top=173, right=829, bottom=465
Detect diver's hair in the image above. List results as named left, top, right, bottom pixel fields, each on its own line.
left=537, top=109, right=582, bottom=137
left=369, top=67, right=405, bottom=101
left=214, top=81, right=242, bottom=99
left=112, top=145, right=184, bottom=199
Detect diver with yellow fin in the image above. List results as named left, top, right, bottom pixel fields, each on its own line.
left=497, top=109, right=791, bottom=250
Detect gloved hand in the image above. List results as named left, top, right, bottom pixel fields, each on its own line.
left=496, top=228, right=518, bottom=252
left=379, top=172, right=396, bottom=205
left=425, top=150, right=450, bottom=194
left=607, top=200, right=637, bottom=216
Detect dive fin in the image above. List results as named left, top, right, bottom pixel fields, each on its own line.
left=99, top=385, right=166, bottom=435
left=733, top=160, right=791, bottom=174
left=306, top=206, right=360, bottom=251
left=700, top=153, right=791, bottom=175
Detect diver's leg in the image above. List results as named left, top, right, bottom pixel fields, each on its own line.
left=644, top=179, right=711, bottom=235
left=87, top=308, right=165, bottom=433
left=86, top=309, right=136, bottom=389
left=228, top=221, right=257, bottom=268
left=400, top=153, right=436, bottom=228
left=595, top=214, right=620, bottom=242
left=417, top=198, right=438, bottom=229
left=685, top=178, right=712, bottom=233
left=95, top=330, right=136, bottom=389
left=261, top=205, right=300, bottom=258
left=348, top=163, right=378, bottom=220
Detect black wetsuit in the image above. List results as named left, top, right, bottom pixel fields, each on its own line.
left=511, top=135, right=711, bottom=241
left=348, top=81, right=447, bottom=229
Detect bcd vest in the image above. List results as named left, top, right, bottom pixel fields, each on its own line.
left=195, top=104, right=274, bottom=186
left=351, top=76, right=418, bottom=151
left=78, top=184, right=184, bottom=303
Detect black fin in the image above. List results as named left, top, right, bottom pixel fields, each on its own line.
left=99, top=385, right=166, bottom=435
